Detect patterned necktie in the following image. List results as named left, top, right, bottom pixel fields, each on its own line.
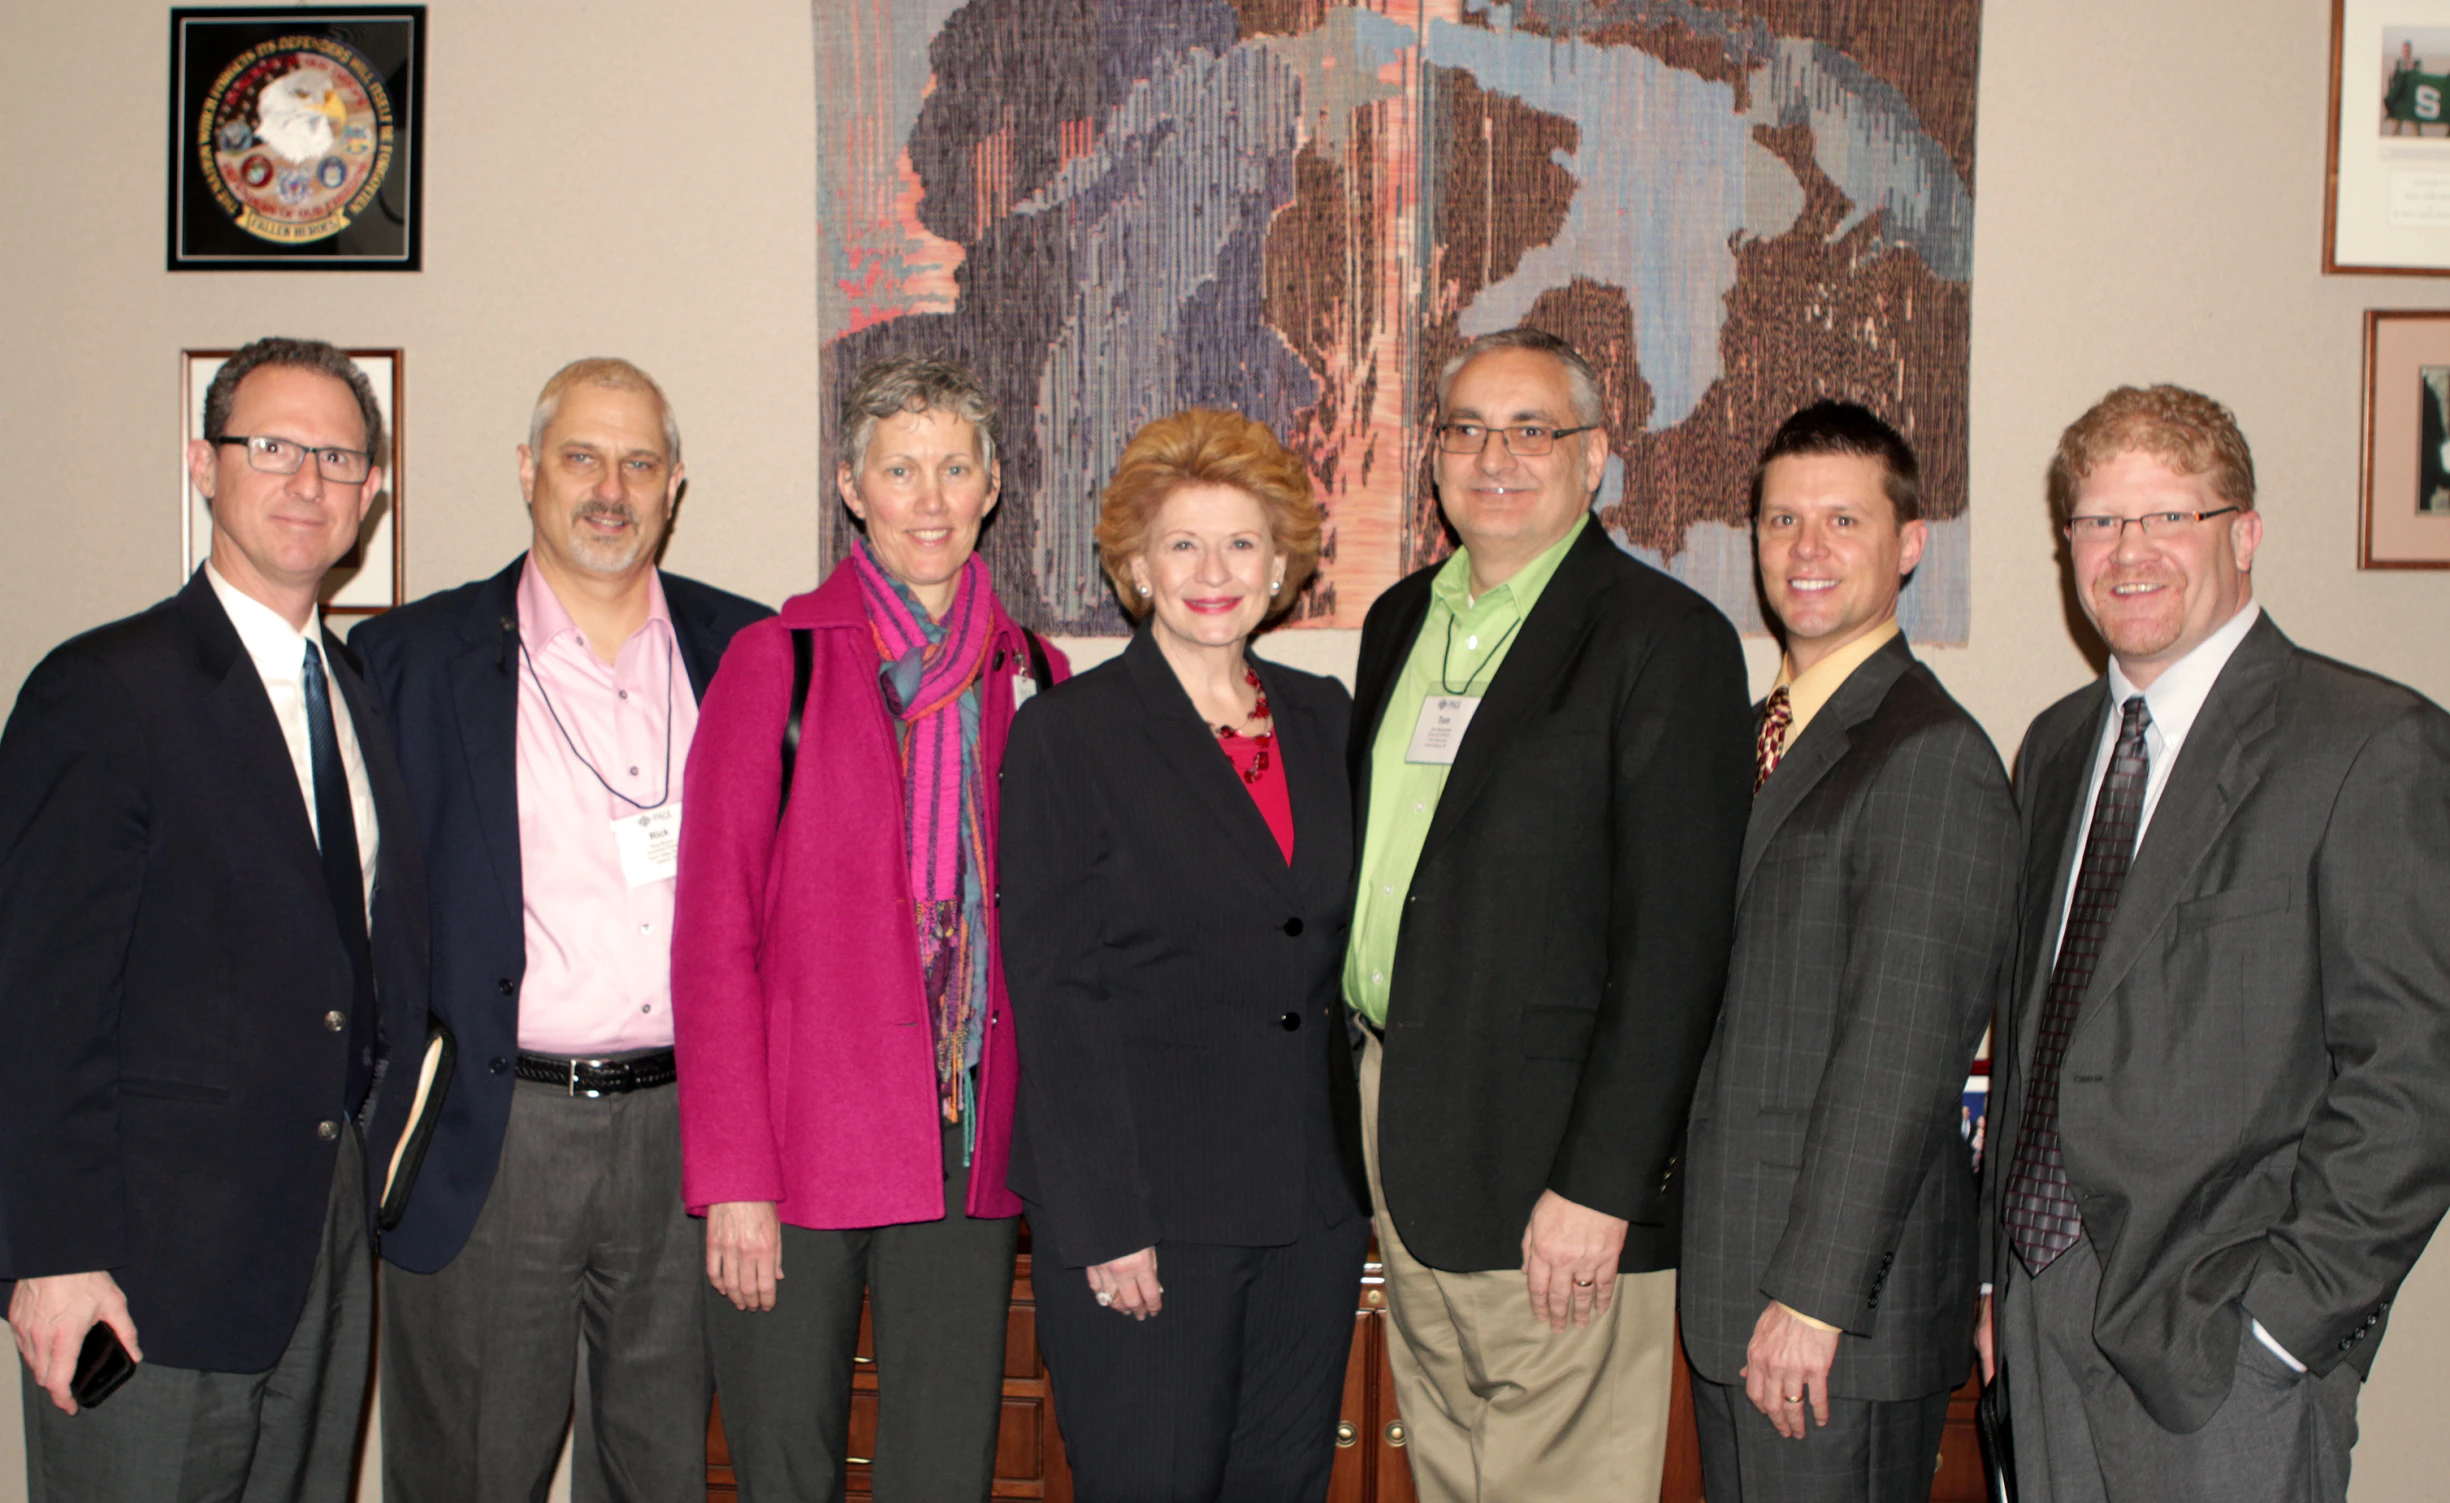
left=2004, top=693, right=2151, bottom=1274
left=1753, top=686, right=1793, bottom=795
left=302, top=642, right=377, bottom=1115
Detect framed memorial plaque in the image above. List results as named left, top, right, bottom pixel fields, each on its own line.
left=2359, top=310, right=2450, bottom=567
left=182, top=349, right=406, bottom=613
left=169, top=8, right=425, bottom=271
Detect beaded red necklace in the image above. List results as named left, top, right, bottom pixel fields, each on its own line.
left=1213, top=667, right=1274, bottom=784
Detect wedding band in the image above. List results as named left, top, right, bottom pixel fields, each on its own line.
left=1573, top=1278, right=1595, bottom=1288
left=1095, top=1291, right=1113, bottom=1307
left=1784, top=1394, right=1805, bottom=1404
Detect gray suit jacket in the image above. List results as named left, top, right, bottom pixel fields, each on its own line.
left=1982, top=613, right=2450, bottom=1434
left=1683, top=636, right=2017, bottom=1401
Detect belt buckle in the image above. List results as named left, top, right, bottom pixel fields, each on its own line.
left=567, top=1058, right=611, bottom=1099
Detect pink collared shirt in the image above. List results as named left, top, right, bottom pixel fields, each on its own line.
left=514, top=562, right=699, bottom=1055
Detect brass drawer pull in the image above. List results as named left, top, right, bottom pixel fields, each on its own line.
left=846, top=1455, right=872, bottom=1465
left=1364, top=1288, right=1384, bottom=1307
left=1335, top=1421, right=1358, bottom=1448
left=1384, top=1421, right=1406, bottom=1447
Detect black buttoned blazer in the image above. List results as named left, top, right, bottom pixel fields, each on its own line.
left=0, top=570, right=430, bottom=1372
left=1680, top=637, right=2017, bottom=1401
left=999, top=628, right=1369, bottom=1269
left=1350, top=524, right=1755, bottom=1274
left=1982, top=614, right=2450, bottom=1433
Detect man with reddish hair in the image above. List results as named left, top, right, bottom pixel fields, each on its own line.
left=1979, top=384, right=2450, bottom=1502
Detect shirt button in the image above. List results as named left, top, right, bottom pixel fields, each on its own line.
left=324, top=1010, right=345, bottom=1031
left=1466, top=635, right=1479, bottom=649
left=639, top=1003, right=651, bottom=1014
left=618, top=689, right=629, bottom=699
left=628, top=766, right=640, bottom=776
left=317, top=1119, right=340, bottom=1141
left=1414, top=802, right=1425, bottom=812
left=1373, top=972, right=1385, bottom=984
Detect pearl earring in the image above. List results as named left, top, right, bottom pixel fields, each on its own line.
left=1270, top=579, right=1282, bottom=594
left=1137, top=584, right=1150, bottom=597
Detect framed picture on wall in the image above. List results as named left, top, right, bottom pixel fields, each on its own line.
left=168, top=7, right=426, bottom=271
left=2359, top=311, right=2450, bottom=567
left=182, top=349, right=406, bottom=613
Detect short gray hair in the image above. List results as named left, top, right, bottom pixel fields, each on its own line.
left=527, top=358, right=682, bottom=465
left=1435, top=327, right=1604, bottom=428
left=204, top=336, right=385, bottom=465
left=838, top=355, right=999, bottom=477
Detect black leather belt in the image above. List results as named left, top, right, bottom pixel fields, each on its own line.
left=515, top=1049, right=677, bottom=1097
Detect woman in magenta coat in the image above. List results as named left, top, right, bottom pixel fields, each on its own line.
left=672, top=354, right=1064, bottom=1501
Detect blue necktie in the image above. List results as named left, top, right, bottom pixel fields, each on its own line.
left=302, top=642, right=376, bottom=1115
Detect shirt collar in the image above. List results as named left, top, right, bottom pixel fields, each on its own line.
left=2107, top=599, right=2261, bottom=747
left=1433, top=513, right=1588, bottom=621
left=205, top=559, right=322, bottom=684
left=1771, top=618, right=1899, bottom=739
left=517, top=553, right=672, bottom=658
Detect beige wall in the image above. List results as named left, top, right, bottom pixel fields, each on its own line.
left=3, top=1, right=2446, bottom=1498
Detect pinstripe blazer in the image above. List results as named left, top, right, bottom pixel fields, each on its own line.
left=1681, top=637, right=2017, bottom=1401
left=999, top=629, right=1370, bottom=1270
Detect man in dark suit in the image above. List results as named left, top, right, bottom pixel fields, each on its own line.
left=351, top=359, right=768, bottom=1500
left=0, top=336, right=428, bottom=1500
left=1978, top=384, right=2450, bottom=1503
left=1680, top=402, right=2017, bottom=1501
left=1344, top=327, right=1754, bottom=1500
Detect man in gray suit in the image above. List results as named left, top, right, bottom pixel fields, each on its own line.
left=1977, top=384, right=2450, bottom=1503
left=1682, top=401, right=2018, bottom=1501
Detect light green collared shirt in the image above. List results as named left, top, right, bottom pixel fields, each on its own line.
left=1345, top=516, right=1588, bottom=1025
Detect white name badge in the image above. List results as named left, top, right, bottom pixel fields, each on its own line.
left=612, top=804, right=681, bottom=888
left=1013, top=669, right=1038, bottom=708
left=1406, top=696, right=1481, bottom=764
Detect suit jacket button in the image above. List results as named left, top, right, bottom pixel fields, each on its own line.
left=499, top=978, right=517, bottom=996
left=1280, top=1011, right=1302, bottom=1031
left=324, top=1010, right=346, bottom=1032
left=488, top=1057, right=510, bottom=1075
left=1282, top=917, right=1304, bottom=936
left=317, top=1119, right=340, bottom=1141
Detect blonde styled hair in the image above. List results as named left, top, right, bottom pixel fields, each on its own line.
left=2047, top=384, right=2254, bottom=518
left=1096, top=409, right=1322, bottom=622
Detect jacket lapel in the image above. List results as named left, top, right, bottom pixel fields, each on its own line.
left=1737, top=637, right=1914, bottom=899
left=451, top=559, right=526, bottom=919
left=1348, top=576, right=1432, bottom=806
left=665, top=572, right=724, bottom=703
left=1416, top=526, right=1610, bottom=866
left=181, top=576, right=325, bottom=891
left=2073, top=617, right=2288, bottom=1027
left=1123, top=630, right=1300, bottom=906
left=1262, top=653, right=1340, bottom=909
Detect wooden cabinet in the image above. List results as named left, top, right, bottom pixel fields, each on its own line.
left=706, top=1231, right=1987, bottom=1502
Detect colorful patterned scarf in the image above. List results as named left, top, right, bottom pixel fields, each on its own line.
left=852, top=542, right=995, bottom=1152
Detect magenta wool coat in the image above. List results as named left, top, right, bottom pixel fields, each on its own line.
left=672, top=559, right=1065, bottom=1227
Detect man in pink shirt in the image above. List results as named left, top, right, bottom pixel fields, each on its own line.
left=352, top=359, right=769, bottom=1500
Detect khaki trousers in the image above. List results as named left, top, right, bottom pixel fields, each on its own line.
left=1359, top=1032, right=1677, bottom=1503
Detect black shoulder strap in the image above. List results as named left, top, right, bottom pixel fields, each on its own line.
left=1024, top=629, right=1052, bottom=694
left=777, top=629, right=814, bottom=827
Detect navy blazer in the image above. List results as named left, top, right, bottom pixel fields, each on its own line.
left=0, top=571, right=430, bottom=1373
left=350, top=556, right=769, bottom=1273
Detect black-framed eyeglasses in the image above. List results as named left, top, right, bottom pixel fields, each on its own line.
left=2061, top=506, right=2240, bottom=545
left=1432, top=421, right=1598, bottom=457
left=215, top=434, right=374, bottom=484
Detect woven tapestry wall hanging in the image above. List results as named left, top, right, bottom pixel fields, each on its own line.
left=816, top=0, right=1977, bottom=639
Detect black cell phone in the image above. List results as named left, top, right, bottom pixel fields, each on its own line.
left=70, top=1323, right=135, bottom=1409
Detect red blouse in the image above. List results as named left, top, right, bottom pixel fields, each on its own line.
left=1217, top=728, right=1293, bottom=863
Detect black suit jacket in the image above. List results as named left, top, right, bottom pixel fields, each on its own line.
left=349, top=556, right=770, bottom=1273
left=1000, top=629, right=1370, bottom=1270
left=1681, top=638, right=2017, bottom=1400
left=1351, top=525, right=1754, bottom=1273
left=0, top=570, right=429, bottom=1373
left=1983, top=614, right=2450, bottom=1433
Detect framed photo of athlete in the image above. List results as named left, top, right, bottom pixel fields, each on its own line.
left=182, top=348, right=407, bottom=613
left=168, top=7, right=426, bottom=271
left=2358, top=311, right=2450, bottom=566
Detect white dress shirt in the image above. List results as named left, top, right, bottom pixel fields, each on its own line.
left=205, top=563, right=379, bottom=919
left=2050, top=600, right=2303, bottom=1370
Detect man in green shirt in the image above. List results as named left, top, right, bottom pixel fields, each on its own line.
left=1346, top=328, right=1753, bottom=1501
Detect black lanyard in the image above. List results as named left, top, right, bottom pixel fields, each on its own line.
left=1439, top=608, right=1522, bottom=696
left=518, top=630, right=677, bottom=812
